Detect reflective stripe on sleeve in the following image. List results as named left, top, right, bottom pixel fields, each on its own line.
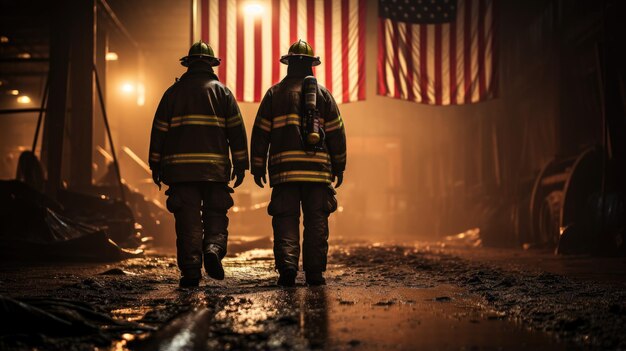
left=252, top=156, right=265, bottom=167
left=149, top=152, right=161, bottom=162
left=255, top=117, right=272, bottom=132
left=232, top=149, right=248, bottom=161
left=324, top=116, right=343, bottom=132
left=154, top=119, right=169, bottom=132
left=331, top=152, right=346, bottom=163
left=226, top=113, right=243, bottom=127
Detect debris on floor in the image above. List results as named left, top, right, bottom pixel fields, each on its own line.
left=0, top=180, right=142, bottom=262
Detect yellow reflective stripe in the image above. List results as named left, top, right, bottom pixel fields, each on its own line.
left=166, top=159, right=227, bottom=165
left=170, top=115, right=225, bottom=128
left=162, top=153, right=229, bottom=164
left=331, top=152, right=346, bottom=162
left=154, top=119, right=169, bottom=132
left=252, top=156, right=265, bottom=167
left=325, top=116, right=343, bottom=132
left=270, top=170, right=333, bottom=183
left=255, top=117, right=271, bottom=132
left=149, top=153, right=161, bottom=162
left=163, top=153, right=227, bottom=158
left=226, top=113, right=243, bottom=127
left=232, top=150, right=248, bottom=160
left=270, top=151, right=329, bottom=165
left=273, top=114, right=300, bottom=129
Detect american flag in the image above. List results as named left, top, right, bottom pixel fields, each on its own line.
left=378, top=0, right=497, bottom=105
left=191, top=0, right=366, bottom=103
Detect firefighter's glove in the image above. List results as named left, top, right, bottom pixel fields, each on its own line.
left=152, top=168, right=162, bottom=190
left=332, top=172, right=343, bottom=189
left=254, top=175, right=267, bottom=188
left=231, top=169, right=245, bottom=188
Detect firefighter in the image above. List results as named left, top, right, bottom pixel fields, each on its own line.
left=148, top=41, right=249, bottom=287
left=250, top=40, right=347, bottom=286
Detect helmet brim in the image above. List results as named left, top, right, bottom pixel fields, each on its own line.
left=180, top=54, right=221, bottom=67
left=280, top=54, right=321, bottom=66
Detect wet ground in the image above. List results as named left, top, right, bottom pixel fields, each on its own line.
left=1, top=241, right=625, bottom=350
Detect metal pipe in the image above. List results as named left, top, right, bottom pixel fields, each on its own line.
left=0, top=57, right=50, bottom=63
left=0, top=108, right=46, bottom=115
left=94, top=66, right=126, bottom=203
left=97, top=0, right=140, bottom=49
left=32, top=73, right=49, bottom=151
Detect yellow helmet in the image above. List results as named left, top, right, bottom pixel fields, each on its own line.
left=280, top=39, right=321, bottom=66
left=180, top=41, right=221, bottom=67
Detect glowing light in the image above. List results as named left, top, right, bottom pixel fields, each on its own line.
left=17, top=52, right=31, bottom=59
left=137, top=83, right=145, bottom=106
left=17, top=95, right=31, bottom=104
left=243, top=2, right=264, bottom=16
left=121, top=83, right=135, bottom=94
left=0, top=36, right=8, bottom=43
left=10, top=89, right=19, bottom=95
left=106, top=52, right=119, bottom=61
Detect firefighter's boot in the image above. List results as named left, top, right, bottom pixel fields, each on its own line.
left=277, top=268, right=297, bottom=287
left=305, top=271, right=326, bottom=286
left=179, top=276, right=200, bottom=288
left=204, top=244, right=225, bottom=280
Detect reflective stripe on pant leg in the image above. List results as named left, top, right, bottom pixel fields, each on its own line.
left=201, top=182, right=233, bottom=258
left=301, top=183, right=334, bottom=272
left=268, top=183, right=302, bottom=271
left=170, top=183, right=204, bottom=277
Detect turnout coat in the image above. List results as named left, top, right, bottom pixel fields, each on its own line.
left=148, top=67, right=249, bottom=185
left=250, top=75, right=347, bottom=187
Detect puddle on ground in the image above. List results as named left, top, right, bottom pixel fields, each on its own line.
left=133, top=285, right=568, bottom=350
left=111, top=306, right=154, bottom=322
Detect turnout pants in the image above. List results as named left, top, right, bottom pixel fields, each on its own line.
left=165, top=182, right=234, bottom=278
left=268, top=182, right=338, bottom=273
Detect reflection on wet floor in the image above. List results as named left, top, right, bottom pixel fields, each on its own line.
left=136, top=285, right=566, bottom=350
left=5, top=243, right=621, bottom=350
left=111, top=306, right=154, bottom=322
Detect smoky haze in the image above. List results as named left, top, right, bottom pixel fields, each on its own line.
left=0, top=0, right=602, bottom=246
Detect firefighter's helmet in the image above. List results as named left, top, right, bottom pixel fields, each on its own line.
left=280, top=39, right=321, bottom=66
left=180, top=41, right=221, bottom=67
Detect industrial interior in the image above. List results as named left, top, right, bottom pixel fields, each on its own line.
left=0, top=0, right=625, bottom=349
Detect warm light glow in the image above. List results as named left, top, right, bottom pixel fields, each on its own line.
left=137, top=83, right=145, bottom=106
left=10, top=89, right=19, bottom=95
left=121, top=83, right=135, bottom=94
left=243, top=2, right=264, bottom=16
left=17, top=95, right=31, bottom=104
left=106, top=52, right=119, bottom=61
left=17, top=52, right=31, bottom=59
left=0, top=36, right=8, bottom=43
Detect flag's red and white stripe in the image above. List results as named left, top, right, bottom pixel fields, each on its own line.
left=191, top=0, right=366, bottom=103
left=378, top=0, right=497, bottom=105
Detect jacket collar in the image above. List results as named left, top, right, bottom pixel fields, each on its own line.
left=180, top=65, right=219, bottom=81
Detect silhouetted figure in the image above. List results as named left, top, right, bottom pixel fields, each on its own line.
left=148, top=41, right=248, bottom=287
left=251, top=40, right=347, bottom=286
